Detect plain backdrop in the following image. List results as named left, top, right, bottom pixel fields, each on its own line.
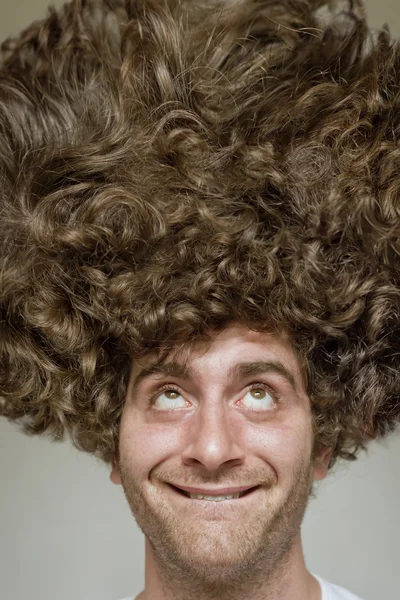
left=0, top=1, right=399, bottom=599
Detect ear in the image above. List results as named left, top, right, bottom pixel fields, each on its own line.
left=110, top=457, right=122, bottom=485
left=312, top=445, right=333, bottom=482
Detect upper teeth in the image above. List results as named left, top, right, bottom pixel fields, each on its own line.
left=189, top=492, right=242, bottom=501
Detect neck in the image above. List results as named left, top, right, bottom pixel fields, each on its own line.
left=136, top=533, right=321, bottom=600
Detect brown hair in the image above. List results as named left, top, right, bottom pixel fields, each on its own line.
left=0, top=0, right=399, bottom=470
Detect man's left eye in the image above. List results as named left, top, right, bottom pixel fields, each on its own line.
left=242, top=387, right=275, bottom=410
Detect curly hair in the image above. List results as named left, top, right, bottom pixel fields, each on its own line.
left=0, top=0, right=399, bottom=471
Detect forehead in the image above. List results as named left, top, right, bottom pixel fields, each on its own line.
left=132, top=323, right=299, bottom=374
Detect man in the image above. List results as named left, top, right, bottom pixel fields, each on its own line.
left=0, top=1, right=398, bottom=599
left=111, top=324, right=344, bottom=600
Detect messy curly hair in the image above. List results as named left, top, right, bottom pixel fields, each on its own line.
left=1, top=0, right=399, bottom=470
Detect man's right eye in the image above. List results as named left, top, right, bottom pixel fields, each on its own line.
left=147, top=386, right=187, bottom=409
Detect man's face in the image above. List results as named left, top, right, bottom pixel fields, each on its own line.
left=111, top=324, right=331, bottom=592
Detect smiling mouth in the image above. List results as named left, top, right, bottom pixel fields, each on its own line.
left=169, top=484, right=260, bottom=500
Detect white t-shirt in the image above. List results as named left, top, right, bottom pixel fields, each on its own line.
left=119, top=574, right=365, bottom=600
left=312, top=573, right=364, bottom=599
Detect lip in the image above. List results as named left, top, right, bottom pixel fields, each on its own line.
left=165, top=484, right=262, bottom=522
left=167, top=484, right=261, bottom=503
left=171, top=484, right=258, bottom=496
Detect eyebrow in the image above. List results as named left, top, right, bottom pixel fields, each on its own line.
left=130, top=359, right=300, bottom=397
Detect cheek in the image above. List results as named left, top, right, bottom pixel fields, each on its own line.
left=119, top=417, right=180, bottom=475
left=247, top=418, right=313, bottom=477
left=119, top=404, right=313, bottom=482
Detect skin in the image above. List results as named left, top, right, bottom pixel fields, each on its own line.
left=110, top=323, right=333, bottom=600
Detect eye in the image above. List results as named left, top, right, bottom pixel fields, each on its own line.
left=241, top=385, right=276, bottom=411
left=147, top=383, right=279, bottom=411
left=151, top=388, right=187, bottom=410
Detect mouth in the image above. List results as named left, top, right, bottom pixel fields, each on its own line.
left=168, top=484, right=261, bottom=501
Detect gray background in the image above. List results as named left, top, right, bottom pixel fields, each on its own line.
left=0, top=1, right=399, bottom=599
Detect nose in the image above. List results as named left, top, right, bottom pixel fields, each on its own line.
left=181, top=398, right=245, bottom=471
